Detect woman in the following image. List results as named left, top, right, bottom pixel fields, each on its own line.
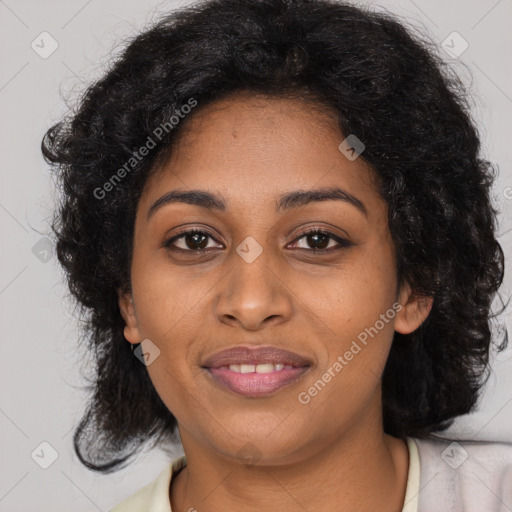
left=41, top=0, right=512, bottom=510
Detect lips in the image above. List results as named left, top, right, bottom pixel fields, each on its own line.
left=202, top=345, right=312, bottom=397
left=201, top=345, right=312, bottom=369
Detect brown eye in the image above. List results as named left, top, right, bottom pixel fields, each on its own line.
left=164, top=229, right=222, bottom=251
left=163, top=227, right=352, bottom=254
left=290, top=229, right=352, bottom=252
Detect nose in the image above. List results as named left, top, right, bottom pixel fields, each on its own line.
left=214, top=246, right=293, bottom=331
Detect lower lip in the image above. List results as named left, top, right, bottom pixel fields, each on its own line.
left=205, top=366, right=310, bottom=397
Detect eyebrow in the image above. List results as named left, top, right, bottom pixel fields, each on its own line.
left=147, top=186, right=368, bottom=220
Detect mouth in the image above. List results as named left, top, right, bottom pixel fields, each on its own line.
left=201, top=345, right=312, bottom=397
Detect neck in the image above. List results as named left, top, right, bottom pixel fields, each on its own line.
left=170, top=413, right=409, bottom=512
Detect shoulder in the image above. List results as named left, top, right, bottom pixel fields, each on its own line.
left=109, top=455, right=187, bottom=512
left=411, top=436, right=512, bottom=512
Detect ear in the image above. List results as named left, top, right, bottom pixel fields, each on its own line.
left=117, top=289, right=143, bottom=344
left=394, top=281, right=433, bottom=335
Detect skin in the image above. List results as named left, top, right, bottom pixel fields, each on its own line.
left=118, top=92, right=433, bottom=512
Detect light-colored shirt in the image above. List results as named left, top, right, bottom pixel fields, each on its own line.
left=110, top=436, right=512, bottom=511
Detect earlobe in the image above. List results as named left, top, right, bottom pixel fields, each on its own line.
left=117, top=289, right=143, bottom=344
left=394, top=282, right=433, bottom=335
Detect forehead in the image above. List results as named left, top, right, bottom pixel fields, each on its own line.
left=140, top=93, right=385, bottom=219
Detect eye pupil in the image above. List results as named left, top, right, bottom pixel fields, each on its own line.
left=307, top=232, right=329, bottom=250
left=186, top=232, right=208, bottom=250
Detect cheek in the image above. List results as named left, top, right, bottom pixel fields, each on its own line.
left=130, top=253, right=210, bottom=339
left=297, top=242, right=397, bottom=331
left=350, top=232, right=398, bottom=315
left=295, top=239, right=398, bottom=379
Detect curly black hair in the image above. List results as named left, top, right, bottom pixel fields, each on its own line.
left=41, top=0, right=506, bottom=473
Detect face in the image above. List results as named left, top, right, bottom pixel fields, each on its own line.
left=119, top=93, right=431, bottom=465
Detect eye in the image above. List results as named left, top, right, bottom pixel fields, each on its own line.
left=289, top=228, right=352, bottom=252
left=163, top=229, right=223, bottom=252
left=163, top=227, right=352, bottom=253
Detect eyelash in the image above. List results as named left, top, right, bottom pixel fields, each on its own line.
left=163, top=227, right=352, bottom=254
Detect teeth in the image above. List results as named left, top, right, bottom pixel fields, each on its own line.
left=254, top=364, right=276, bottom=373
left=228, top=363, right=288, bottom=373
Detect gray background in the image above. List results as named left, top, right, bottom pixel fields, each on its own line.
left=0, top=0, right=511, bottom=510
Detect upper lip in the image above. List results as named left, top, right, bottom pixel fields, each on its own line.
left=202, top=345, right=312, bottom=368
